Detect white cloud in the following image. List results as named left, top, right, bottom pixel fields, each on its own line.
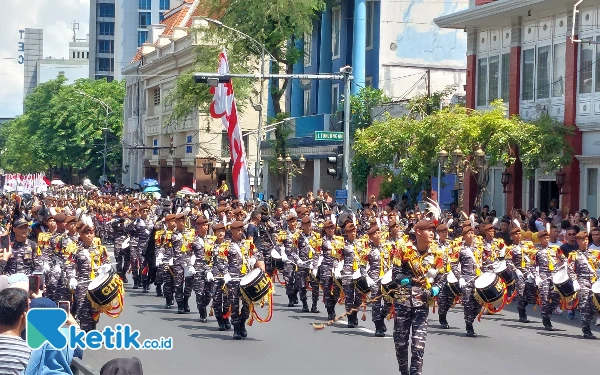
left=0, top=0, right=90, bottom=118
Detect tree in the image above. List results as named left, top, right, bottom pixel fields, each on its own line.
left=166, top=0, right=325, bottom=200
left=353, top=100, right=573, bottom=210
left=0, top=76, right=125, bottom=183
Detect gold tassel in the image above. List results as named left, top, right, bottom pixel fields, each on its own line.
left=209, top=306, right=214, bottom=317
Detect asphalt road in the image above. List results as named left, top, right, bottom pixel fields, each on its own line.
left=83, top=248, right=599, bottom=375
left=82, top=278, right=600, bottom=375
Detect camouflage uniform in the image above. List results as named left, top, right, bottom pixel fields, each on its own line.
left=451, top=242, right=482, bottom=327
left=368, top=242, right=392, bottom=332
left=535, top=245, right=562, bottom=328
left=568, top=249, right=599, bottom=337
left=172, top=228, right=194, bottom=311
left=161, top=230, right=176, bottom=307
left=320, top=235, right=341, bottom=320
left=341, top=238, right=362, bottom=326
left=510, top=241, right=538, bottom=321
left=279, top=229, right=299, bottom=304
left=4, top=239, right=38, bottom=275
left=211, top=240, right=230, bottom=330
left=47, top=232, right=78, bottom=303
left=191, top=234, right=215, bottom=320
left=295, top=231, right=321, bottom=312
left=435, top=239, right=454, bottom=327
left=112, top=218, right=130, bottom=279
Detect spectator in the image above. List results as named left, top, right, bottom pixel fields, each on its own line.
left=496, top=218, right=513, bottom=246
left=548, top=225, right=563, bottom=247
left=559, top=226, right=579, bottom=258
left=481, top=205, right=490, bottom=219
left=0, top=245, right=11, bottom=275
left=0, top=288, right=31, bottom=374
left=100, top=358, right=143, bottom=375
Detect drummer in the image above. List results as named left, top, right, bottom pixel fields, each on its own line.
left=366, top=225, right=391, bottom=336
left=339, top=222, right=362, bottom=329
left=320, top=220, right=342, bottom=321
left=533, top=230, right=562, bottom=331
left=68, top=219, right=111, bottom=332
left=217, top=220, right=263, bottom=340
left=568, top=231, right=598, bottom=339
left=435, top=223, right=454, bottom=330
left=509, top=226, right=538, bottom=324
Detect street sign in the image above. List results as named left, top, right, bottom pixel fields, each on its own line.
left=335, top=189, right=348, bottom=204
left=315, top=131, right=343, bottom=141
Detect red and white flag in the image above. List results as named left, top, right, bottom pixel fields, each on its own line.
left=209, top=51, right=251, bottom=202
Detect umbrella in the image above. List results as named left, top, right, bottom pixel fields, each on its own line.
left=181, top=187, right=195, bottom=193
left=139, top=179, right=159, bottom=188
left=50, top=180, right=65, bottom=186
left=143, top=186, right=161, bottom=193
left=176, top=190, right=197, bottom=197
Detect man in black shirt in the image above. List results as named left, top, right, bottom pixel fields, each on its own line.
left=559, top=227, right=579, bottom=258
left=246, top=211, right=261, bottom=249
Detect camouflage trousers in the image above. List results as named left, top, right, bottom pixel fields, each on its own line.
left=193, top=271, right=213, bottom=310
left=213, top=279, right=230, bottom=321
left=370, top=282, right=392, bottom=322
left=283, top=263, right=297, bottom=297
left=516, top=278, right=538, bottom=313
left=579, top=281, right=597, bottom=327
left=173, top=265, right=193, bottom=303
left=538, top=274, right=559, bottom=319
left=461, top=283, right=481, bottom=324
left=74, top=285, right=99, bottom=332
left=320, top=274, right=341, bottom=311
left=436, top=275, right=455, bottom=316
left=296, top=268, right=319, bottom=304
left=393, top=305, right=429, bottom=375
left=161, top=264, right=175, bottom=303
left=342, top=278, right=362, bottom=313
left=114, top=237, right=130, bottom=275
left=228, top=281, right=250, bottom=325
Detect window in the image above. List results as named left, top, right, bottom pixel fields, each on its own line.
left=303, top=90, right=311, bottom=116
left=501, top=53, right=510, bottom=102
left=366, top=0, right=374, bottom=49
left=477, top=58, right=487, bottom=106
left=332, top=84, right=340, bottom=114
left=98, top=58, right=113, bottom=72
left=159, top=12, right=166, bottom=22
left=153, top=87, right=161, bottom=106
left=580, top=41, right=593, bottom=94
left=186, top=135, right=193, bottom=154
left=160, top=0, right=170, bottom=11
left=77, top=52, right=80, bottom=59
left=488, top=55, right=499, bottom=102
left=98, top=40, right=114, bottom=54
left=139, top=12, right=151, bottom=28
left=521, top=48, right=535, bottom=101
left=98, top=3, right=115, bottom=18
left=304, top=27, right=312, bottom=67
left=332, top=6, right=341, bottom=59
left=153, top=139, right=159, bottom=155
left=139, top=0, right=151, bottom=10
left=221, top=132, right=231, bottom=158
left=536, top=45, right=551, bottom=99
left=595, top=36, right=600, bottom=93
left=365, top=76, right=373, bottom=87
left=87, top=52, right=89, bottom=59
left=98, top=22, right=114, bottom=36
left=553, top=43, right=566, bottom=97
left=72, top=51, right=76, bottom=59
left=58, top=71, right=65, bottom=77
left=138, top=31, right=148, bottom=47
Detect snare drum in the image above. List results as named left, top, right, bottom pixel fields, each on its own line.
left=87, top=269, right=120, bottom=307
left=381, top=270, right=398, bottom=299
left=240, top=268, right=271, bottom=302
left=446, top=272, right=461, bottom=298
left=474, top=272, right=505, bottom=304
left=493, top=260, right=516, bottom=286
left=552, top=268, right=577, bottom=299
left=271, top=258, right=285, bottom=271
left=353, top=273, right=370, bottom=295
left=591, top=280, right=600, bottom=311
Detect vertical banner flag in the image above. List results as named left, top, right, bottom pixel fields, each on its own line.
left=209, top=51, right=251, bottom=202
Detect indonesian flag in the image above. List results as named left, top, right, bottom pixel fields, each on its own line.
left=209, top=51, right=251, bottom=203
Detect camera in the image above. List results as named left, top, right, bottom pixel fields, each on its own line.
left=340, top=66, right=353, bottom=74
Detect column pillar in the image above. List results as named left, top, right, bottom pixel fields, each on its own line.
left=563, top=11, right=582, bottom=213
left=262, top=161, right=269, bottom=199
left=313, top=159, right=321, bottom=193
left=291, top=38, right=305, bottom=117
left=351, top=0, right=366, bottom=94
left=462, top=29, right=477, bottom=211
left=318, top=6, right=333, bottom=114
left=506, top=16, right=523, bottom=212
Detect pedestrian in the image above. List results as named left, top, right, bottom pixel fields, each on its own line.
left=0, top=288, right=31, bottom=375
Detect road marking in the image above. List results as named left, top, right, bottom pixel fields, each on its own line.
left=333, top=321, right=391, bottom=337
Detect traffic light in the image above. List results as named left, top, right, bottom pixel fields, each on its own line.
left=326, top=154, right=343, bottom=180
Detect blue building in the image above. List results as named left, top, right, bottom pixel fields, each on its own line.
left=260, top=0, right=467, bottom=200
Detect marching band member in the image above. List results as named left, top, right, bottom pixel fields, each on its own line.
left=212, top=223, right=231, bottom=331
left=392, top=219, right=442, bottom=375
left=127, top=208, right=142, bottom=289
left=112, top=208, right=131, bottom=283
left=320, top=220, right=342, bottom=321
left=137, top=204, right=154, bottom=293
left=217, top=220, right=264, bottom=339
left=296, top=215, right=321, bottom=313
left=568, top=231, right=598, bottom=339
left=450, top=225, right=481, bottom=337
left=173, top=213, right=194, bottom=314
left=153, top=218, right=166, bottom=297
left=278, top=214, right=300, bottom=307
left=435, top=223, right=454, bottom=330
left=367, top=225, right=391, bottom=337
left=5, top=217, right=38, bottom=276
left=160, top=214, right=177, bottom=309
left=533, top=230, right=563, bottom=331
left=191, top=216, right=214, bottom=322
left=509, top=227, right=538, bottom=323
left=339, top=222, right=363, bottom=328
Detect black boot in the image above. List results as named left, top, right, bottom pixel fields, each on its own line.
left=327, top=307, right=336, bottom=321
left=310, top=302, right=320, bottom=313
left=224, top=318, right=232, bottom=330
left=177, top=301, right=185, bottom=314
left=165, top=298, right=173, bottom=309
left=232, top=323, right=242, bottom=340
left=287, top=296, right=295, bottom=307
left=142, top=280, right=149, bottom=293
left=381, top=320, right=387, bottom=333
left=301, top=300, right=309, bottom=312
left=542, top=317, right=556, bottom=331
left=199, top=307, right=208, bottom=323
left=466, top=322, right=477, bottom=337
left=347, top=312, right=355, bottom=328
left=184, top=298, right=190, bottom=313
left=155, top=284, right=163, bottom=297
left=293, top=292, right=299, bottom=305
left=119, top=272, right=128, bottom=284
left=217, top=318, right=226, bottom=331
left=240, top=321, right=247, bottom=338
left=133, top=277, right=140, bottom=289
left=518, top=310, right=530, bottom=323
left=439, top=314, right=450, bottom=329
left=583, top=325, right=597, bottom=339
left=374, top=320, right=385, bottom=337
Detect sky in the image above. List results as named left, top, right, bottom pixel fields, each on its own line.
left=0, top=0, right=90, bottom=118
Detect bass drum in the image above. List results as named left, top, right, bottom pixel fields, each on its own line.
left=240, top=268, right=271, bottom=302
left=353, top=273, right=370, bottom=295
left=591, top=280, right=600, bottom=312
left=446, top=272, right=461, bottom=298
left=381, top=270, right=398, bottom=299
left=493, top=260, right=516, bottom=286
left=552, top=268, right=577, bottom=299
left=87, top=269, right=120, bottom=307
left=271, top=258, right=286, bottom=272
left=474, top=272, right=504, bottom=304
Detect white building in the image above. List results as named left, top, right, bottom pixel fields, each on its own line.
left=38, top=40, right=90, bottom=84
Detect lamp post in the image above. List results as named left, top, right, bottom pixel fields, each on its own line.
left=446, top=146, right=487, bottom=213
left=77, top=91, right=111, bottom=183
left=437, top=150, right=448, bottom=206
left=277, top=154, right=306, bottom=196
left=203, top=18, right=277, bottom=199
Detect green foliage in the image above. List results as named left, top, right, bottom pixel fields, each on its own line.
left=350, top=155, right=371, bottom=193
left=407, top=85, right=458, bottom=118
left=0, top=77, right=124, bottom=183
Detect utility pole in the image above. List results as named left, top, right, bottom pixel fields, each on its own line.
left=426, top=69, right=431, bottom=115
left=342, top=68, right=353, bottom=207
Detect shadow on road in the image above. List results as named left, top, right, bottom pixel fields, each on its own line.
left=428, top=329, right=490, bottom=338
left=500, top=323, right=560, bottom=332
left=288, top=314, right=330, bottom=322
left=189, top=332, right=262, bottom=341
left=537, top=331, right=586, bottom=339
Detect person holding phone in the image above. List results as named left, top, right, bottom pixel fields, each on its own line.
left=0, top=244, right=13, bottom=276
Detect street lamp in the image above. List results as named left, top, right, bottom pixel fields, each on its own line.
left=556, top=170, right=566, bottom=195
left=437, top=150, right=448, bottom=206
left=77, top=91, right=111, bottom=183
left=447, top=147, right=487, bottom=213
left=277, top=154, right=306, bottom=196
left=203, top=17, right=277, bottom=199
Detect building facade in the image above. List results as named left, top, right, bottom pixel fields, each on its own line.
left=22, top=28, right=43, bottom=102
left=436, top=0, right=591, bottom=216
left=90, top=0, right=182, bottom=81
left=121, top=0, right=261, bottom=193
left=38, top=40, right=90, bottom=85
left=260, top=0, right=467, bottom=202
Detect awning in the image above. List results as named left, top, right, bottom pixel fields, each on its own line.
left=434, top=0, right=579, bottom=30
